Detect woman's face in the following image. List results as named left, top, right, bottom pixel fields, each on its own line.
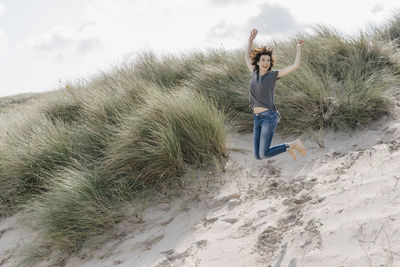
left=257, top=54, right=271, bottom=72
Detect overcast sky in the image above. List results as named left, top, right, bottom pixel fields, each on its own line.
left=0, top=0, right=399, bottom=98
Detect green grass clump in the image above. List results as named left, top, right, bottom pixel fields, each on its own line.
left=39, top=93, right=84, bottom=125
left=181, top=49, right=253, bottom=131
left=270, top=25, right=399, bottom=134
left=0, top=116, right=78, bottom=205
left=132, top=51, right=197, bottom=89
left=370, top=9, right=400, bottom=47
left=30, top=162, right=125, bottom=252
left=101, top=88, right=230, bottom=187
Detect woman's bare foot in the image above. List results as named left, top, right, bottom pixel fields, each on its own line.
left=288, top=147, right=297, bottom=161
left=289, top=139, right=306, bottom=158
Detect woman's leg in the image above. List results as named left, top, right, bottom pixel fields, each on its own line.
left=259, top=112, right=287, bottom=159
left=253, top=117, right=262, bottom=160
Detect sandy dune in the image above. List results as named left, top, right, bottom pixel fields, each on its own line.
left=1, top=90, right=400, bottom=266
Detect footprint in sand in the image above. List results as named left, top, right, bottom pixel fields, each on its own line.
left=160, top=217, right=174, bottom=226
left=0, top=229, right=7, bottom=239
left=388, top=139, right=400, bottom=153
left=113, top=259, right=122, bottom=265
left=257, top=207, right=277, bottom=218
left=210, top=194, right=241, bottom=209
left=256, top=225, right=283, bottom=259
left=159, top=239, right=208, bottom=264
left=257, top=180, right=320, bottom=264
left=222, top=218, right=238, bottom=224
left=201, top=217, right=219, bottom=226
left=300, top=219, right=323, bottom=253
left=132, top=234, right=165, bottom=251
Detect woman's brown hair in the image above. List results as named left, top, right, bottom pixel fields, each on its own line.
left=250, top=45, right=275, bottom=72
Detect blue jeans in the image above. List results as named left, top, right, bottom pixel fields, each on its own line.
left=253, top=109, right=287, bottom=160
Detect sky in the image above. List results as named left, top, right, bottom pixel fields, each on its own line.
left=0, top=0, right=399, bottom=98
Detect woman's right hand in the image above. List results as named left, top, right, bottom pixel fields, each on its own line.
left=249, top=29, right=258, bottom=42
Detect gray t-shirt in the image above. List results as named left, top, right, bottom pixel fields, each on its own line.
left=249, top=69, right=280, bottom=111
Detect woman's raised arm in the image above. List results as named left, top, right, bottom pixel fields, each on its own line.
left=277, top=40, right=304, bottom=78
left=245, top=29, right=257, bottom=74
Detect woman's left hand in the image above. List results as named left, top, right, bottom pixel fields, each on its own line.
left=297, top=40, right=304, bottom=49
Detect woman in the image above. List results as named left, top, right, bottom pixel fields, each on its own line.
left=245, top=28, right=306, bottom=161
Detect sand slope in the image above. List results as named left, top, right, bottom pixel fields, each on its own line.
left=1, top=90, right=400, bottom=266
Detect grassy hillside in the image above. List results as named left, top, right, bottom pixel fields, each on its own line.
left=0, top=12, right=400, bottom=264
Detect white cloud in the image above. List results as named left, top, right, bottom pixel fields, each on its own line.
left=207, top=20, right=246, bottom=40
left=25, top=1, right=129, bottom=61
left=28, top=24, right=101, bottom=60
left=248, top=2, right=299, bottom=35
left=371, top=3, right=384, bottom=13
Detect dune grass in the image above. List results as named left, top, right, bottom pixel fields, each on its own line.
left=101, top=88, right=230, bottom=186
left=30, top=162, right=124, bottom=252
left=268, top=26, right=399, bottom=134
left=1, top=80, right=230, bottom=257
left=370, top=9, right=400, bottom=47
left=0, top=14, right=399, bottom=263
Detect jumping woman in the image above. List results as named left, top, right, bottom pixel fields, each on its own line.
left=246, top=28, right=306, bottom=161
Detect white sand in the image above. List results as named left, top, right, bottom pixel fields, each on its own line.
left=1, top=91, right=400, bottom=266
